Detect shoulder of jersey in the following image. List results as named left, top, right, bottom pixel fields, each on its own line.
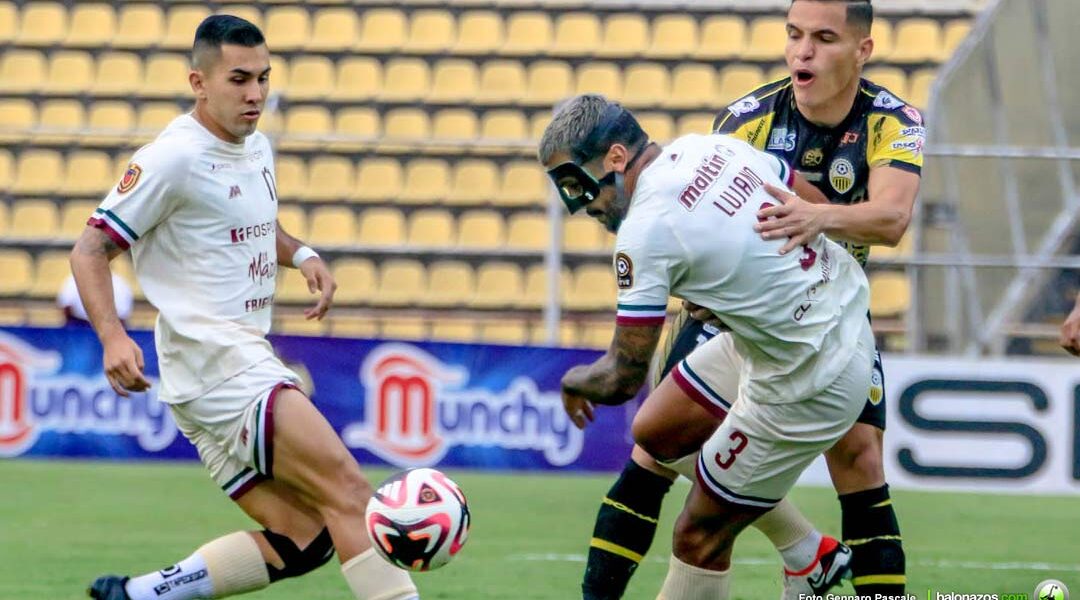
left=716, top=77, right=792, bottom=127
left=860, top=79, right=924, bottom=126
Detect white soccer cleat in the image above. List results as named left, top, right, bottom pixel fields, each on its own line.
left=780, top=535, right=852, bottom=600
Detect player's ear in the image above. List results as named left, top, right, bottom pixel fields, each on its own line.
left=856, top=34, right=874, bottom=68
left=604, top=143, right=630, bottom=173
left=189, top=69, right=207, bottom=99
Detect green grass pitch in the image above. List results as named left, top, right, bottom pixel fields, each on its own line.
left=1, top=460, right=1075, bottom=599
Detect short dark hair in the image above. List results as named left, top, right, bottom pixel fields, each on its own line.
left=790, top=0, right=874, bottom=35
left=192, top=15, right=265, bottom=69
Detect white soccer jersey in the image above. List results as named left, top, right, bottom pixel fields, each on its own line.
left=90, top=114, right=281, bottom=403
left=614, top=133, right=870, bottom=403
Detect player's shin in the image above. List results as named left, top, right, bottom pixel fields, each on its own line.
left=750, top=498, right=822, bottom=571
left=341, top=549, right=419, bottom=600
left=123, top=532, right=269, bottom=600
left=840, top=484, right=906, bottom=595
left=583, top=459, right=675, bottom=600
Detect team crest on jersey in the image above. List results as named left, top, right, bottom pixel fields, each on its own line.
left=802, top=148, right=824, bottom=167
left=829, top=158, right=855, bottom=194
left=901, top=105, right=923, bottom=125
left=117, top=163, right=142, bottom=194
left=841, top=132, right=860, bottom=145
left=727, top=95, right=760, bottom=117
left=872, top=90, right=904, bottom=110
left=615, top=253, right=633, bottom=289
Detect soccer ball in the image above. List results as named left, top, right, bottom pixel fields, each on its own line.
left=365, top=468, right=471, bottom=571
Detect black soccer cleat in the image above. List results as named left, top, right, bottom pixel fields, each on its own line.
left=87, top=575, right=132, bottom=600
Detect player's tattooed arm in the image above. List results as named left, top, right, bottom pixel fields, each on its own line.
left=561, top=323, right=663, bottom=426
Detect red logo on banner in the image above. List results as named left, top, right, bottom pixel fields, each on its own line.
left=0, top=336, right=61, bottom=457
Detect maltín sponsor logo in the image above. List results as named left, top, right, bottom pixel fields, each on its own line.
left=0, top=332, right=176, bottom=458
left=343, top=344, right=583, bottom=468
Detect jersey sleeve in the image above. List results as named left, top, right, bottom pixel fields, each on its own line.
left=613, top=217, right=682, bottom=327
left=867, top=106, right=925, bottom=174
left=750, top=146, right=795, bottom=188
left=88, top=142, right=190, bottom=250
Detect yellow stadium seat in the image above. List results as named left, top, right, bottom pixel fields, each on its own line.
left=473, top=262, right=524, bottom=309
left=523, top=61, right=574, bottom=107
left=568, top=264, right=616, bottom=311
left=274, top=155, right=307, bottom=201
left=696, top=16, right=747, bottom=60
left=1, top=50, right=46, bottom=94
left=579, top=321, right=615, bottom=349
left=307, top=8, right=359, bottom=52
left=0, top=149, right=13, bottom=193
left=265, top=6, right=310, bottom=52
left=15, top=2, right=66, bottom=47
left=430, top=60, right=479, bottom=104
left=909, top=69, right=936, bottom=109
left=942, top=20, right=972, bottom=59
left=0, top=202, right=7, bottom=237
left=380, top=318, right=427, bottom=340
left=531, top=112, right=551, bottom=143
left=664, top=63, right=715, bottom=110
left=276, top=268, right=315, bottom=304
left=42, top=51, right=93, bottom=96
left=551, top=13, right=601, bottom=57
left=30, top=251, right=71, bottom=299
left=61, top=152, right=114, bottom=196
left=377, top=58, right=430, bottom=103
left=498, top=161, right=547, bottom=207
left=476, top=61, right=527, bottom=105
left=217, top=6, right=262, bottom=31
left=677, top=112, right=716, bottom=136
left=268, top=56, right=290, bottom=94
left=400, top=159, right=450, bottom=205
left=309, top=206, right=357, bottom=247
left=622, top=63, right=670, bottom=108
left=355, top=8, right=406, bottom=52
left=135, top=102, right=180, bottom=136
left=288, top=56, right=334, bottom=102
left=890, top=19, right=942, bottom=64
left=10, top=199, right=59, bottom=239
left=59, top=200, right=100, bottom=240
left=430, top=320, right=478, bottom=343
left=35, top=100, right=84, bottom=144
left=372, top=259, right=426, bottom=307
left=424, top=260, right=475, bottom=308
left=144, top=54, right=191, bottom=98
left=113, top=4, right=164, bottom=49
left=281, top=105, right=332, bottom=152
left=718, top=65, right=765, bottom=105
left=522, top=264, right=572, bottom=309
left=452, top=11, right=504, bottom=55
left=633, top=112, right=674, bottom=143
left=91, top=52, right=143, bottom=96
left=502, top=12, right=552, bottom=57
left=332, top=316, right=379, bottom=338
left=869, top=19, right=894, bottom=62
left=0, top=2, right=16, bottom=45
left=505, top=213, right=549, bottom=251
left=479, top=109, right=528, bottom=145
left=457, top=210, right=505, bottom=249
left=353, top=158, right=403, bottom=204
left=648, top=14, right=698, bottom=59
left=64, top=4, right=115, bottom=47
left=531, top=321, right=578, bottom=347
left=431, top=109, right=479, bottom=145
left=447, top=160, right=499, bottom=206
left=0, top=250, right=33, bottom=296
left=330, top=258, right=376, bottom=305
left=333, top=107, right=380, bottom=150
left=563, top=218, right=607, bottom=252
left=864, top=67, right=909, bottom=100
left=575, top=62, right=622, bottom=98
left=0, top=99, right=35, bottom=143
left=331, top=57, right=381, bottom=102
left=12, top=150, right=62, bottom=196
left=869, top=272, right=911, bottom=318
left=162, top=6, right=210, bottom=50
left=357, top=207, right=406, bottom=246
left=405, top=9, right=455, bottom=55
left=480, top=321, right=528, bottom=345
left=275, top=315, right=326, bottom=337
left=743, top=17, right=787, bottom=61
left=276, top=204, right=308, bottom=242
left=305, top=156, right=354, bottom=203
left=407, top=209, right=455, bottom=248
left=596, top=13, right=648, bottom=59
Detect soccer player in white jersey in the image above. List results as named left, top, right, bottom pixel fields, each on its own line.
left=72, top=16, right=419, bottom=600
left=539, top=95, right=876, bottom=599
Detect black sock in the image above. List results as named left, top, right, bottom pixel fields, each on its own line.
left=582, top=459, right=674, bottom=600
left=839, top=484, right=906, bottom=597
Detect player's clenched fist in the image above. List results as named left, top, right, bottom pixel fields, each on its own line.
left=298, top=256, right=337, bottom=321
left=560, top=365, right=596, bottom=429
left=102, top=330, right=151, bottom=396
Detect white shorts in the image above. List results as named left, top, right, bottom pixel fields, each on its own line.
left=680, top=325, right=874, bottom=508
left=170, top=358, right=300, bottom=501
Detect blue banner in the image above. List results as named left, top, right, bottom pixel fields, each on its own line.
left=0, top=326, right=637, bottom=472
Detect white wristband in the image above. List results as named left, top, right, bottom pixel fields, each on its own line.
left=292, top=246, right=319, bottom=267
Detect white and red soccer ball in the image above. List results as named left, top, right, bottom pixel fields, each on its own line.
left=365, top=468, right=471, bottom=572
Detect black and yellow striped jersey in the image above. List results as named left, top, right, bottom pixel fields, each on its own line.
left=713, top=77, right=925, bottom=266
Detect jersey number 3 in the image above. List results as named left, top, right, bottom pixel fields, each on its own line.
left=714, top=430, right=749, bottom=470
left=758, top=202, right=817, bottom=270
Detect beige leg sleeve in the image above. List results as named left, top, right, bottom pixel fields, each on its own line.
left=656, top=451, right=699, bottom=480
left=196, top=532, right=270, bottom=597
left=341, top=549, right=419, bottom=600
left=657, top=554, right=730, bottom=600
left=750, top=498, right=815, bottom=550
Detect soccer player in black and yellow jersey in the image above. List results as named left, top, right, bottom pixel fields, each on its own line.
left=580, top=2, right=922, bottom=599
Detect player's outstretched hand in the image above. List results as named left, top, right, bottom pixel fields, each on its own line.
left=102, top=330, right=151, bottom=397
left=298, top=256, right=337, bottom=320
left=1060, top=299, right=1080, bottom=356
left=756, top=183, right=828, bottom=255
left=560, top=365, right=596, bottom=429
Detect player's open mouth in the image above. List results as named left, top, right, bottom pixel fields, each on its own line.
left=794, top=70, right=815, bottom=86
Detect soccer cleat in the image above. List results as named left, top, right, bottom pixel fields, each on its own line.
left=87, top=575, right=131, bottom=600
left=780, top=536, right=852, bottom=600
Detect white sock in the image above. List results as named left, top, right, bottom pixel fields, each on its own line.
left=778, top=529, right=823, bottom=572
left=124, top=553, right=214, bottom=600
left=657, top=554, right=730, bottom=600
left=341, top=549, right=419, bottom=600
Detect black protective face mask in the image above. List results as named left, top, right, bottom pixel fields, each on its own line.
left=546, top=161, right=616, bottom=214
